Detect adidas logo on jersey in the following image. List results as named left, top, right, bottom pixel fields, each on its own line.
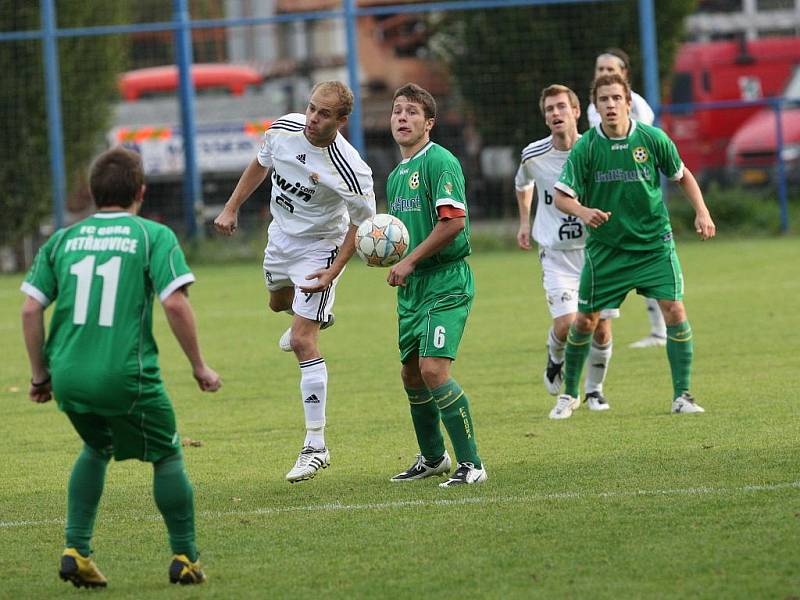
left=304, top=394, right=320, bottom=404
left=296, top=154, right=306, bottom=164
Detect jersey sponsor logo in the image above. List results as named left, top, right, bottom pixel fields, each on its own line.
left=594, top=167, right=650, bottom=183
left=632, top=146, right=649, bottom=163
left=273, top=170, right=315, bottom=202
left=409, top=171, right=420, bottom=190
left=611, top=143, right=629, bottom=150
left=296, top=153, right=306, bottom=164
left=558, top=216, right=583, bottom=241
left=275, top=193, right=295, bottom=213
left=544, top=189, right=554, bottom=205
left=390, top=196, right=421, bottom=212
left=397, top=168, right=410, bottom=176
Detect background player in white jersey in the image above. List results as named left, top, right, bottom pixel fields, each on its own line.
left=214, top=81, right=376, bottom=483
left=587, top=48, right=667, bottom=349
left=515, top=84, right=614, bottom=419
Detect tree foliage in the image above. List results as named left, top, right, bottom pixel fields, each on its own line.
left=432, top=0, right=697, bottom=151
left=0, top=3, right=129, bottom=248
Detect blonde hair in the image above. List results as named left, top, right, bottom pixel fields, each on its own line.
left=539, top=84, right=580, bottom=115
left=310, top=81, right=354, bottom=117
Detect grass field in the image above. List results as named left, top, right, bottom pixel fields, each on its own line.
left=1, top=235, right=798, bottom=599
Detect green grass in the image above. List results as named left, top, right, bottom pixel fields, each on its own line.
left=1, top=236, right=799, bottom=599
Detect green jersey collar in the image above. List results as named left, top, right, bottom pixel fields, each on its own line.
left=94, top=211, right=132, bottom=219
left=400, top=141, right=434, bottom=164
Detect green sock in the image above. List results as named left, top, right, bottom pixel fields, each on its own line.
left=65, top=445, right=110, bottom=556
left=406, top=387, right=445, bottom=462
left=666, top=320, right=693, bottom=398
left=432, top=379, right=481, bottom=468
left=153, top=452, right=198, bottom=562
left=564, top=324, right=592, bottom=398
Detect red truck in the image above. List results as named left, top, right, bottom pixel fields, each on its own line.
left=726, top=65, right=800, bottom=186
left=661, top=36, right=800, bottom=187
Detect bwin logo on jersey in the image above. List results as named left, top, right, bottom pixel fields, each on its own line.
left=409, top=171, right=420, bottom=190
left=633, top=146, right=649, bottom=163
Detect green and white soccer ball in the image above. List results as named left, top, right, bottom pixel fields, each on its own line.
left=355, top=213, right=410, bottom=268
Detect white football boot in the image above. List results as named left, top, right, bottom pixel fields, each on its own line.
left=671, top=392, right=705, bottom=414
left=439, top=462, right=487, bottom=488
left=390, top=451, right=451, bottom=482
left=285, top=446, right=330, bottom=482
left=549, top=394, right=579, bottom=420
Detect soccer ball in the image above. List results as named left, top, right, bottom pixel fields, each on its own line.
left=355, top=213, right=410, bottom=267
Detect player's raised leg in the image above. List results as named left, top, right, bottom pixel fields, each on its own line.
left=630, top=297, right=668, bottom=348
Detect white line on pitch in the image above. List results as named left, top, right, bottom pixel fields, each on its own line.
left=1, top=480, right=798, bottom=530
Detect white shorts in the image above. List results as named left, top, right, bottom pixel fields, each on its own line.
left=263, top=227, right=344, bottom=323
left=538, top=246, right=619, bottom=320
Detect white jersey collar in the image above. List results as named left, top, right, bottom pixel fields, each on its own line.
left=93, top=211, right=132, bottom=219
left=596, top=119, right=638, bottom=140
left=400, top=141, right=434, bottom=164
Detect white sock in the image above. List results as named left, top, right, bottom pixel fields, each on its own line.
left=585, top=340, right=612, bottom=395
left=548, top=326, right=566, bottom=363
left=644, top=297, right=667, bottom=338
left=299, top=358, right=327, bottom=448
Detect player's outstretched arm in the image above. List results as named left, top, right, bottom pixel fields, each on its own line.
left=516, top=187, right=533, bottom=250
left=677, top=167, right=716, bottom=241
left=162, top=288, right=222, bottom=392
left=214, top=158, right=269, bottom=236
left=21, top=296, right=52, bottom=403
left=300, top=223, right=358, bottom=293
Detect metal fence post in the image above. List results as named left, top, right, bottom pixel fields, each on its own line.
left=638, top=0, right=660, bottom=122
left=174, top=0, right=202, bottom=238
left=343, top=0, right=365, bottom=156
left=41, top=0, right=67, bottom=231
left=773, top=99, right=789, bottom=233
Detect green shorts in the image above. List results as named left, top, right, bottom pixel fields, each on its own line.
left=397, top=260, right=474, bottom=363
left=579, top=240, right=684, bottom=313
left=66, top=406, right=181, bottom=463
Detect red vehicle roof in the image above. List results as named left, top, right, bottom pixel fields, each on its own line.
left=119, top=63, right=262, bottom=101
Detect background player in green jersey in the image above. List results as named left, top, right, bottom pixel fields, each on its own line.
left=554, top=73, right=715, bottom=415
left=385, top=83, right=486, bottom=487
left=21, top=147, right=221, bottom=588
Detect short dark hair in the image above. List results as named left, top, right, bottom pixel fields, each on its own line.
left=591, top=73, right=632, bottom=105
left=392, top=83, right=437, bottom=120
left=89, top=146, right=144, bottom=208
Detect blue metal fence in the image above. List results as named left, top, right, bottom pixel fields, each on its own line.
left=1, top=0, right=664, bottom=238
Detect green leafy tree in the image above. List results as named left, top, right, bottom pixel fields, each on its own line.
left=432, top=0, right=697, bottom=151
left=0, top=3, right=129, bottom=254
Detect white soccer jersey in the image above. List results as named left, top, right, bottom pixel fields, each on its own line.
left=257, top=113, right=376, bottom=239
left=514, top=135, right=586, bottom=251
left=587, top=90, right=654, bottom=127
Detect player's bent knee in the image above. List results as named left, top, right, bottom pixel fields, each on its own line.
left=576, top=312, right=600, bottom=333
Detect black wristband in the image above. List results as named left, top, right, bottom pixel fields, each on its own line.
left=31, top=375, right=51, bottom=387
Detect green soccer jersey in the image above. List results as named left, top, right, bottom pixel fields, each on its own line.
left=556, top=121, right=683, bottom=251
left=387, top=141, right=471, bottom=271
left=21, top=212, right=195, bottom=416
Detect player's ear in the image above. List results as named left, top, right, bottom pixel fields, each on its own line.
left=425, top=117, right=435, bottom=133
left=337, top=114, right=349, bottom=128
